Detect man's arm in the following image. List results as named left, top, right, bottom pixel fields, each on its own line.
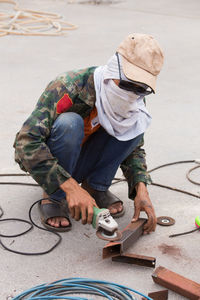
left=133, top=182, right=156, bottom=234
left=14, top=69, right=100, bottom=225
left=14, top=82, right=96, bottom=224
left=120, top=136, right=156, bottom=233
left=14, top=79, right=72, bottom=194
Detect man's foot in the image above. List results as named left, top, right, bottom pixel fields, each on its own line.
left=81, top=181, right=125, bottom=218
left=42, top=192, right=70, bottom=229
left=107, top=201, right=123, bottom=215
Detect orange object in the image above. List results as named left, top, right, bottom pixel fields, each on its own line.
left=152, top=266, right=200, bottom=299
left=82, top=107, right=100, bottom=144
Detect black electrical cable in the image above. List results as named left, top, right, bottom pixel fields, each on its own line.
left=186, top=164, right=200, bottom=186
left=148, top=159, right=200, bottom=198
left=151, top=182, right=200, bottom=199
left=148, top=159, right=195, bottom=173
left=0, top=197, right=62, bottom=255
left=0, top=218, right=33, bottom=238
left=0, top=205, right=3, bottom=218
left=0, top=173, right=30, bottom=176
left=0, top=173, right=37, bottom=186
left=0, top=173, right=63, bottom=255
left=113, top=160, right=200, bottom=198
left=0, top=182, right=38, bottom=186
left=169, top=227, right=200, bottom=238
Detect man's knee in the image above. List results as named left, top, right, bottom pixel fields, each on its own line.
left=55, top=112, right=83, bottom=131
left=51, top=112, right=84, bottom=143
left=54, top=112, right=83, bottom=133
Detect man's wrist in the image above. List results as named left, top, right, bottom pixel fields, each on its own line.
left=60, top=177, right=77, bottom=193
left=135, top=182, right=148, bottom=195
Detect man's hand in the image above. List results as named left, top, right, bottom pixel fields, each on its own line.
left=132, top=182, right=156, bottom=234
left=60, top=178, right=98, bottom=225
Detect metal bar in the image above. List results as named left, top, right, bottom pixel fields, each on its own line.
left=152, top=266, right=200, bottom=300
left=142, top=290, right=168, bottom=300
left=103, top=219, right=146, bottom=259
left=112, top=253, right=156, bottom=268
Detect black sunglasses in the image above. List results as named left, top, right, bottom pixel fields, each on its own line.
left=116, top=52, right=153, bottom=96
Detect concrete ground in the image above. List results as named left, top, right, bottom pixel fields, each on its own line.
left=1, top=0, right=200, bottom=298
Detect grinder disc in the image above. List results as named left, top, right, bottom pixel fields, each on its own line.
left=157, top=216, right=175, bottom=226
left=96, top=229, right=122, bottom=241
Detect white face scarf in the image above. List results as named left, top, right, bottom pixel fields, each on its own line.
left=94, top=54, right=152, bottom=141
left=105, top=79, right=138, bottom=118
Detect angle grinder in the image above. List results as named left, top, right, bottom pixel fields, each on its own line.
left=92, top=206, right=122, bottom=241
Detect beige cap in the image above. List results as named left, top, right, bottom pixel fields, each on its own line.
left=117, top=33, right=164, bottom=92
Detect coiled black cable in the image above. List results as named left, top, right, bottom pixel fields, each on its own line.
left=0, top=197, right=62, bottom=255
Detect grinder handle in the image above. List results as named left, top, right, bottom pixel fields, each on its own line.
left=92, top=206, right=107, bottom=229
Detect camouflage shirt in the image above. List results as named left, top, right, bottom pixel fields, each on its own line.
left=13, top=67, right=152, bottom=199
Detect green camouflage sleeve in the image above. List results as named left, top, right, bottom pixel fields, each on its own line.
left=14, top=68, right=96, bottom=195
left=120, top=136, right=152, bottom=200
left=13, top=79, right=73, bottom=195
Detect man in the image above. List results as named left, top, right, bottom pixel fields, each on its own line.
left=14, top=33, right=164, bottom=234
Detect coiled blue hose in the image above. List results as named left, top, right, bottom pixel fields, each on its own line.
left=12, top=278, right=152, bottom=300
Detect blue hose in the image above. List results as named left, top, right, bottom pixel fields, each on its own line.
left=13, top=277, right=152, bottom=300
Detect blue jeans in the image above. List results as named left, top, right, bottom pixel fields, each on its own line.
left=47, top=112, right=143, bottom=200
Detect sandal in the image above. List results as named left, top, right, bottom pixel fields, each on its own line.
left=38, top=199, right=72, bottom=232
left=82, top=181, right=125, bottom=218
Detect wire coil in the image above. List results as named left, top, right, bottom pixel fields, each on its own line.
left=12, top=277, right=152, bottom=300
left=0, top=0, right=78, bottom=36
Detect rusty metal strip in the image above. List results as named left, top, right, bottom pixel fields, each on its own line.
left=152, top=266, right=200, bottom=299
left=112, top=253, right=156, bottom=268
left=103, top=219, right=146, bottom=259
left=142, top=290, right=168, bottom=300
